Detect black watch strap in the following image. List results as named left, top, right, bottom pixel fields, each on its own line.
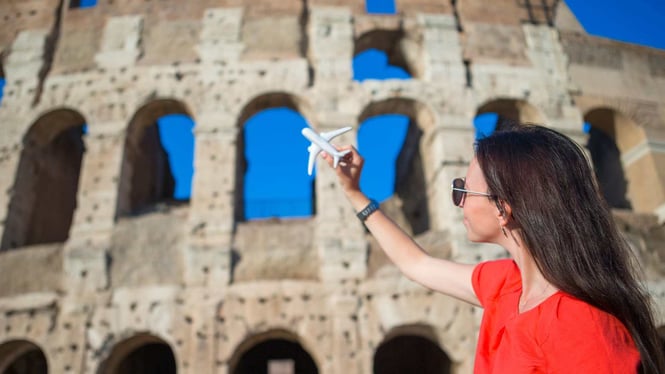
left=356, top=199, right=380, bottom=222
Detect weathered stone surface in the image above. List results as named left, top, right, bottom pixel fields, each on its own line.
left=0, top=1, right=664, bottom=374
left=0, top=244, right=62, bottom=297
left=109, top=206, right=187, bottom=288
left=233, top=220, right=318, bottom=281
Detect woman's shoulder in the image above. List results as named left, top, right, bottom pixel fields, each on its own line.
left=473, top=258, right=520, bottom=282
left=539, top=293, right=635, bottom=348
left=472, top=259, right=521, bottom=306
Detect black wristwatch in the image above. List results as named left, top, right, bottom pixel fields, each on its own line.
left=356, top=199, right=380, bottom=222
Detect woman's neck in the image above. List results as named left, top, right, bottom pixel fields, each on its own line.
left=501, top=229, right=558, bottom=313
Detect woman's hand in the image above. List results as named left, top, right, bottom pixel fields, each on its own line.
left=322, top=145, right=364, bottom=197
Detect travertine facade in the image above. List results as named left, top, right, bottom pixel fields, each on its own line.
left=0, top=0, right=664, bottom=373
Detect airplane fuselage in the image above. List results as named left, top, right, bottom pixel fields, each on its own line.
left=301, top=128, right=343, bottom=156
left=300, top=126, right=352, bottom=175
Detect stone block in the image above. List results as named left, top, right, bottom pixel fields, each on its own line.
left=95, top=15, right=144, bottom=69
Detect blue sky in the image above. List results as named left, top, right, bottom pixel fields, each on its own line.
left=76, top=0, right=97, bottom=8
left=566, top=0, right=665, bottom=50
left=1, top=0, right=663, bottom=220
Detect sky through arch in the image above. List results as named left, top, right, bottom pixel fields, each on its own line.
left=365, top=0, right=395, bottom=14
left=353, top=31, right=414, bottom=202
left=243, top=108, right=314, bottom=220
left=157, top=114, right=195, bottom=200
left=351, top=0, right=412, bottom=203
left=0, top=78, right=5, bottom=105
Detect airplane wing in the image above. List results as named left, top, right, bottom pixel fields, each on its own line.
left=307, top=143, right=322, bottom=176
left=320, top=126, right=352, bottom=141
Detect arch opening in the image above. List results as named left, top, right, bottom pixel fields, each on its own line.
left=473, top=112, right=499, bottom=140
left=365, top=0, right=396, bottom=14
left=373, top=334, right=451, bottom=374
left=359, top=98, right=433, bottom=236
left=230, top=333, right=318, bottom=374
left=0, top=57, right=5, bottom=105
left=354, top=30, right=419, bottom=80
left=235, top=93, right=315, bottom=222
left=116, top=99, right=194, bottom=218
left=0, top=340, right=48, bottom=374
left=476, top=98, right=545, bottom=134
left=1, top=109, right=86, bottom=250
left=157, top=114, right=195, bottom=201
left=98, top=334, right=176, bottom=374
left=69, top=0, right=97, bottom=9
left=584, top=108, right=647, bottom=210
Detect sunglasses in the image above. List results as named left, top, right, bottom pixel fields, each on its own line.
left=451, top=178, right=494, bottom=207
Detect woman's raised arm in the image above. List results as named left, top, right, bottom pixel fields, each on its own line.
left=323, top=146, right=479, bottom=306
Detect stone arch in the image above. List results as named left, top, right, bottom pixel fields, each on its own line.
left=236, top=92, right=316, bottom=131
left=476, top=98, right=545, bottom=128
left=234, top=92, right=316, bottom=222
left=373, top=324, right=452, bottom=374
left=1, top=108, right=86, bottom=250
left=116, top=98, right=194, bottom=218
left=0, top=51, right=5, bottom=103
left=585, top=108, right=646, bottom=155
left=358, top=98, right=436, bottom=235
left=97, top=333, right=176, bottom=374
left=354, top=29, right=422, bottom=79
left=584, top=108, right=644, bottom=209
left=69, top=0, right=96, bottom=8
left=0, top=339, right=48, bottom=374
left=228, top=329, right=319, bottom=374
left=584, top=107, right=656, bottom=211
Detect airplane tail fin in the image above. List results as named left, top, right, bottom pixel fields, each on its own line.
left=333, top=149, right=351, bottom=169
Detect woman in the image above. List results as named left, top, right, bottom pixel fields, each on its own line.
left=322, top=124, right=664, bottom=373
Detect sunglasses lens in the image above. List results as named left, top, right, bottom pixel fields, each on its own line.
left=452, top=190, right=462, bottom=206
left=452, top=178, right=465, bottom=206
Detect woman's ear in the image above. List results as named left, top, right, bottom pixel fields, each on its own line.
left=495, top=199, right=512, bottom=225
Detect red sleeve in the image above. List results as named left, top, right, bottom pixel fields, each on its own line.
left=472, top=259, right=520, bottom=308
left=540, top=296, right=641, bottom=373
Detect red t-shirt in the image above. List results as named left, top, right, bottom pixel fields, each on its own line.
left=472, top=259, right=640, bottom=373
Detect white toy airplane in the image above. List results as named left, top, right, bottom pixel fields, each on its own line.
left=301, top=126, right=353, bottom=176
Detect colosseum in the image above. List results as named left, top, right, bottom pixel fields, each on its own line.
left=0, top=0, right=664, bottom=373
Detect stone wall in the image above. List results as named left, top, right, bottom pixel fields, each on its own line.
left=0, top=1, right=664, bottom=373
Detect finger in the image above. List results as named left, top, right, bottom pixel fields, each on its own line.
left=321, top=152, right=334, bottom=167
left=347, top=146, right=363, bottom=167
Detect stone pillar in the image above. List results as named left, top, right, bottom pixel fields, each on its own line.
left=425, top=118, right=475, bottom=233
left=622, top=139, right=665, bottom=220
left=0, top=139, right=22, bottom=247
left=313, top=117, right=367, bottom=282
left=419, top=14, right=466, bottom=87
left=184, top=112, right=236, bottom=287
left=178, top=289, right=218, bottom=374
left=64, top=121, right=126, bottom=294
left=330, top=293, right=363, bottom=374
left=523, top=24, right=581, bottom=129
left=4, top=29, right=48, bottom=103
left=196, top=8, right=244, bottom=64
left=309, top=7, right=353, bottom=83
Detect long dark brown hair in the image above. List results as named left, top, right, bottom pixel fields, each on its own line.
left=475, top=124, right=665, bottom=373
